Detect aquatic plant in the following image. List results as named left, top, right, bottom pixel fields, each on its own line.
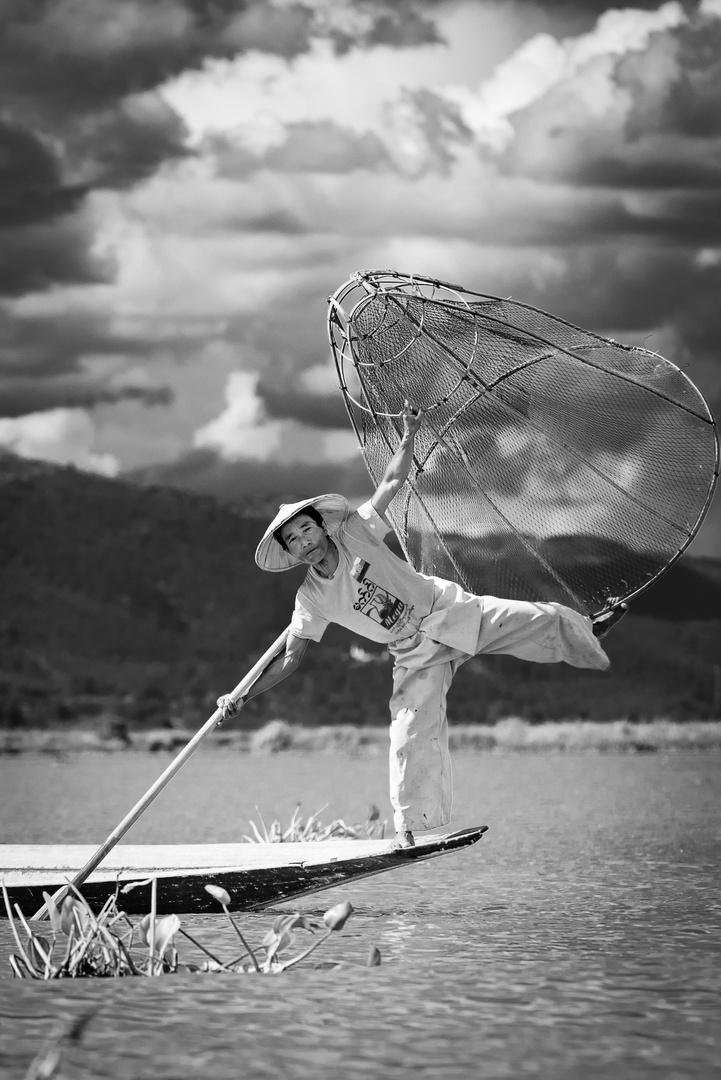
left=2, top=881, right=379, bottom=979
left=243, top=802, right=386, bottom=842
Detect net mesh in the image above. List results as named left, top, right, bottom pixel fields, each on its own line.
left=328, top=270, right=719, bottom=616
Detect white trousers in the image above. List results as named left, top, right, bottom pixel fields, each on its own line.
left=387, top=597, right=610, bottom=834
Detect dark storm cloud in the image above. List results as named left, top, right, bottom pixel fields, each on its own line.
left=0, top=1, right=226, bottom=295
left=621, top=19, right=721, bottom=140
left=401, top=0, right=691, bottom=33
left=0, top=310, right=154, bottom=377
left=504, top=0, right=699, bottom=18
left=0, top=88, right=184, bottom=295
left=0, top=308, right=174, bottom=417
left=0, top=1, right=441, bottom=113
left=543, top=0, right=695, bottom=8
left=243, top=210, right=305, bottom=234
left=672, top=263, right=721, bottom=388
left=0, top=1, right=312, bottom=113
left=64, top=93, right=191, bottom=189
left=0, top=120, right=87, bottom=228
left=257, top=380, right=349, bottom=429
left=0, top=378, right=173, bottom=418
left=357, top=0, right=443, bottom=49
left=316, top=0, right=441, bottom=53
left=502, top=244, right=721, bottom=432
left=398, top=88, right=474, bottom=175
left=0, top=215, right=111, bottom=297
left=467, top=193, right=721, bottom=247
left=561, top=141, right=721, bottom=191
left=653, top=190, right=721, bottom=242
left=228, top=285, right=340, bottom=377
left=512, top=245, right=721, bottom=340
left=126, top=446, right=372, bottom=504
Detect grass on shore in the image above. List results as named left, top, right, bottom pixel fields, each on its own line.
left=2, top=717, right=721, bottom=755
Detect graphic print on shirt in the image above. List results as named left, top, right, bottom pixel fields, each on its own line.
left=352, top=561, right=414, bottom=635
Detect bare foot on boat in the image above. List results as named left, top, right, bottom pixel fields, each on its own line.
left=394, top=830, right=415, bottom=849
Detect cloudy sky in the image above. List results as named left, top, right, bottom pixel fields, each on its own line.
left=0, top=0, right=719, bottom=554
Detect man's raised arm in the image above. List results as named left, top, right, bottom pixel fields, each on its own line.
left=371, top=401, right=424, bottom=518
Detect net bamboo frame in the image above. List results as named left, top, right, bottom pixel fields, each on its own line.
left=327, top=269, right=719, bottom=617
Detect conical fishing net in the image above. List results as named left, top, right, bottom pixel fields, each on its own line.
left=327, top=270, right=719, bottom=617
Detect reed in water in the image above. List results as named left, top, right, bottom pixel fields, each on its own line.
left=2, top=879, right=375, bottom=981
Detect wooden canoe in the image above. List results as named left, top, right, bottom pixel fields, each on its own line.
left=1, top=825, right=488, bottom=916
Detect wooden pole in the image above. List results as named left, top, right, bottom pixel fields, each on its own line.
left=32, top=626, right=291, bottom=920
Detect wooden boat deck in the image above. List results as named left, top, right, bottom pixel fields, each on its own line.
left=1, top=825, right=488, bottom=915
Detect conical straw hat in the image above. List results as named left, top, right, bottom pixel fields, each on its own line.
left=255, top=494, right=350, bottom=571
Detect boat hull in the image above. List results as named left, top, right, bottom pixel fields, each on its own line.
left=1, top=826, right=487, bottom=916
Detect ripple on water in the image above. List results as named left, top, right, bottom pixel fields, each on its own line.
left=1, top=751, right=720, bottom=1079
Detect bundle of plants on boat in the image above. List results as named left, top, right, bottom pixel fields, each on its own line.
left=243, top=802, right=386, bottom=842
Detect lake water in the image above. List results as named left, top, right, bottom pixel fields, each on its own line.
left=1, top=749, right=720, bottom=1079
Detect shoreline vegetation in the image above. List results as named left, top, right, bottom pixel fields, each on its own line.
left=2, top=718, right=721, bottom=756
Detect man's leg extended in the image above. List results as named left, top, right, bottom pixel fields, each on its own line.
left=475, top=597, right=611, bottom=670
left=388, top=650, right=457, bottom=838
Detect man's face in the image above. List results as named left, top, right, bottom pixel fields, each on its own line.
left=279, top=512, right=329, bottom=566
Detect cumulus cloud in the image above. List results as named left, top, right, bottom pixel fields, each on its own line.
left=194, top=371, right=286, bottom=460
left=213, top=121, right=392, bottom=177
left=0, top=0, right=438, bottom=298
left=442, top=3, right=687, bottom=151
left=193, top=370, right=356, bottom=461
left=497, top=2, right=721, bottom=205
left=0, top=407, right=119, bottom=475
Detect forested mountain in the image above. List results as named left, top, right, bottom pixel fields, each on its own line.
left=1, top=452, right=719, bottom=728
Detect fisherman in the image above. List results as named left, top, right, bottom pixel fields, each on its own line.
left=217, top=402, right=626, bottom=848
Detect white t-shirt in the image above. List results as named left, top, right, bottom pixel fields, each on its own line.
left=290, top=501, right=440, bottom=644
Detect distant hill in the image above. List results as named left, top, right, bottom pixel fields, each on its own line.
left=394, top=529, right=721, bottom=622
left=1, top=451, right=719, bottom=727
